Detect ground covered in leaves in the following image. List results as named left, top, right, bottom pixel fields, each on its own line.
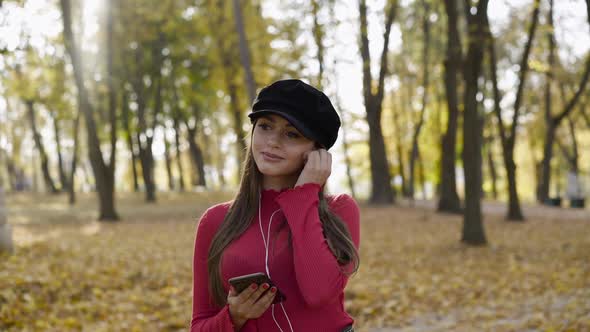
left=1, top=192, right=589, bottom=331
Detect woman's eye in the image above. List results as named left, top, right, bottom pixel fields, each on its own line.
left=258, top=123, right=271, bottom=130
left=286, top=131, right=300, bottom=139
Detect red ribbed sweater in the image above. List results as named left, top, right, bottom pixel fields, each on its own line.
left=190, top=183, right=360, bottom=331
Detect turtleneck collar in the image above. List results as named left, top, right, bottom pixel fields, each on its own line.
left=260, top=186, right=291, bottom=201
left=259, top=183, right=322, bottom=202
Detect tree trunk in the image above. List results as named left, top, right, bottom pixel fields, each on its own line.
left=51, top=110, right=69, bottom=191
left=501, top=0, right=540, bottom=218
left=539, top=0, right=590, bottom=202
left=137, top=133, right=156, bottom=201
left=212, top=0, right=246, bottom=179
left=359, top=0, right=397, bottom=204
left=232, top=0, right=257, bottom=104
left=164, top=131, right=175, bottom=191
left=133, top=35, right=165, bottom=203
left=141, top=32, right=167, bottom=200
left=555, top=118, right=579, bottom=174
left=121, top=91, right=139, bottom=192
left=461, top=0, right=488, bottom=246
left=68, top=112, right=80, bottom=205
left=485, top=0, right=539, bottom=220
left=172, top=113, right=185, bottom=192
left=366, top=109, right=394, bottom=203
left=227, top=74, right=246, bottom=179
left=485, top=138, right=498, bottom=200
left=540, top=120, right=558, bottom=200
left=567, top=118, right=579, bottom=174
left=417, top=149, right=427, bottom=200
left=391, top=100, right=408, bottom=196
left=581, top=102, right=590, bottom=129
left=409, top=0, right=431, bottom=200
left=311, top=0, right=325, bottom=89
left=60, top=0, right=119, bottom=221
left=25, top=100, right=59, bottom=194
left=0, top=150, right=5, bottom=189
left=212, top=117, right=226, bottom=189
left=541, top=0, right=556, bottom=203
left=439, top=0, right=462, bottom=213
left=32, top=152, right=39, bottom=192
left=170, top=70, right=186, bottom=191
left=1, top=149, right=15, bottom=191
left=106, top=0, right=117, bottom=198
left=408, top=140, right=418, bottom=199
left=0, top=187, right=13, bottom=254
left=185, top=117, right=207, bottom=188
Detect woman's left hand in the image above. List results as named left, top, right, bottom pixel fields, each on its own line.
left=294, top=149, right=332, bottom=188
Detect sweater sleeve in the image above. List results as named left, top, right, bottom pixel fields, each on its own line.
left=275, top=183, right=361, bottom=308
left=190, top=206, right=237, bottom=332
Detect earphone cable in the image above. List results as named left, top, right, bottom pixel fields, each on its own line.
left=258, top=191, right=294, bottom=332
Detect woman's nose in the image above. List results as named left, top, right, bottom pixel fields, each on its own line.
left=266, top=131, right=281, bottom=146
left=266, top=134, right=279, bottom=146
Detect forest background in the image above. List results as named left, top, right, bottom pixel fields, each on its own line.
left=0, top=0, right=589, bottom=331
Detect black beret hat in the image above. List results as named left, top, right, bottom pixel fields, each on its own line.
left=248, top=79, right=341, bottom=150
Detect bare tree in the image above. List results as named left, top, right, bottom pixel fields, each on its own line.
left=172, top=112, right=186, bottom=192
left=60, top=0, right=119, bottom=220
left=409, top=0, right=431, bottom=199
left=580, top=100, right=590, bottom=129
left=0, top=187, right=13, bottom=254
left=183, top=109, right=207, bottom=188
left=49, top=109, right=70, bottom=191
left=311, top=0, right=325, bottom=89
left=164, top=127, right=175, bottom=191
left=68, top=112, right=80, bottom=204
left=484, top=136, right=498, bottom=200
left=25, top=100, right=58, bottom=193
left=486, top=0, right=541, bottom=220
left=209, top=0, right=246, bottom=175
left=461, top=0, right=489, bottom=245
left=130, top=32, right=166, bottom=202
left=538, top=0, right=590, bottom=203
left=358, top=0, right=397, bottom=204
left=439, top=0, right=463, bottom=213
left=232, top=0, right=257, bottom=104
left=121, top=90, right=139, bottom=192
left=393, top=104, right=409, bottom=196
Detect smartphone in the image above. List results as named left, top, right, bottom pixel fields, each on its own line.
left=228, top=272, right=285, bottom=303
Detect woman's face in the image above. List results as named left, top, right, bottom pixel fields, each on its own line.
left=251, top=114, right=315, bottom=179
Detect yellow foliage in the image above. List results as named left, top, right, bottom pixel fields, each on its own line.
left=1, top=194, right=589, bottom=331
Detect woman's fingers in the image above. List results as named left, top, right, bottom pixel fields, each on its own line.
left=310, top=150, right=320, bottom=170
left=252, top=287, right=277, bottom=314
left=234, top=283, right=259, bottom=304
left=244, top=283, right=270, bottom=305
left=229, top=283, right=276, bottom=318
left=317, top=149, right=331, bottom=175
left=295, top=149, right=332, bottom=187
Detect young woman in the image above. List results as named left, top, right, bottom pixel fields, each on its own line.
left=190, top=79, right=360, bottom=332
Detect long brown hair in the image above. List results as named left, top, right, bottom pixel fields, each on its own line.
left=206, top=128, right=360, bottom=307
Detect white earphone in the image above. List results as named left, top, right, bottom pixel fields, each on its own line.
left=258, top=191, right=294, bottom=332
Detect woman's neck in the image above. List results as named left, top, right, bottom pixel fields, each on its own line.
left=262, top=175, right=298, bottom=191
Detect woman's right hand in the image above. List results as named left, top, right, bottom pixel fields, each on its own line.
left=227, top=283, right=277, bottom=330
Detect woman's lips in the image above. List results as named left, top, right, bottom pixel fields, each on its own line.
left=262, top=152, right=284, bottom=161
